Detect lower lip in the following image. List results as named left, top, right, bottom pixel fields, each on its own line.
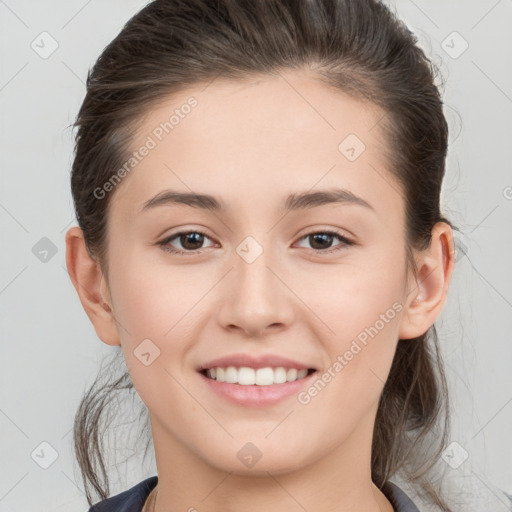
left=199, top=371, right=316, bottom=407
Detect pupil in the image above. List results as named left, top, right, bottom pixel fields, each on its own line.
left=310, top=233, right=332, bottom=250
left=181, top=232, right=203, bottom=250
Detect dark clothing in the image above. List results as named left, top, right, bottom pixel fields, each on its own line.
left=88, top=475, right=420, bottom=512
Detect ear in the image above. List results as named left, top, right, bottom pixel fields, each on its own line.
left=398, top=222, right=455, bottom=340
left=65, top=226, right=120, bottom=346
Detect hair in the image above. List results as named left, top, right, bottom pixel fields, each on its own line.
left=70, top=0, right=457, bottom=508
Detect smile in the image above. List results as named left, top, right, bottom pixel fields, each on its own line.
left=201, top=366, right=315, bottom=385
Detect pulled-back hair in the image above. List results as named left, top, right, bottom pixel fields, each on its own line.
left=70, top=0, right=455, bottom=509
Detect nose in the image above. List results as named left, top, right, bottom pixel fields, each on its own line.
left=216, top=242, right=296, bottom=338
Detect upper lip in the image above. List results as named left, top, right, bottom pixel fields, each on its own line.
left=198, top=353, right=316, bottom=371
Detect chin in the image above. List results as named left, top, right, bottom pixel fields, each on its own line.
left=199, top=442, right=311, bottom=476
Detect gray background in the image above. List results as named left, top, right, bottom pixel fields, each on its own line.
left=0, top=0, right=511, bottom=510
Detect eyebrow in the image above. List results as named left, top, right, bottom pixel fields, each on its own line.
left=141, top=187, right=375, bottom=213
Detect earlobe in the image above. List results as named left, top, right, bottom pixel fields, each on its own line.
left=398, top=222, right=455, bottom=340
left=65, top=226, right=120, bottom=346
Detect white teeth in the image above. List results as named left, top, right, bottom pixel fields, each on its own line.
left=274, top=367, right=287, bottom=384
left=255, top=367, right=274, bottom=386
left=225, top=366, right=238, bottom=383
left=204, top=366, right=311, bottom=385
left=297, top=368, right=308, bottom=379
left=286, top=368, right=297, bottom=382
left=238, top=367, right=255, bottom=385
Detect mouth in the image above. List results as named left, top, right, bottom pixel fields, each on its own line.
left=197, top=354, right=319, bottom=406
left=199, top=366, right=317, bottom=386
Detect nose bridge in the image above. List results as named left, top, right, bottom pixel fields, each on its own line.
left=234, top=233, right=280, bottom=310
left=218, top=233, right=294, bottom=335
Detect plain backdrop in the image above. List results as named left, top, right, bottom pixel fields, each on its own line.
left=1, top=0, right=511, bottom=511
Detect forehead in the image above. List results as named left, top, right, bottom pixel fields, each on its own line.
left=134, top=70, right=386, bottom=150
left=111, top=70, right=399, bottom=220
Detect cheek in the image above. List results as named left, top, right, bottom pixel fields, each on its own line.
left=297, top=309, right=401, bottom=444
left=109, top=263, right=197, bottom=413
left=298, top=256, right=405, bottom=408
left=109, top=252, right=190, bottom=339
left=299, top=252, right=406, bottom=336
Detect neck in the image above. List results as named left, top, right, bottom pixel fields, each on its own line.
left=149, top=408, right=394, bottom=512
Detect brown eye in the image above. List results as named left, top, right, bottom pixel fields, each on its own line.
left=177, top=232, right=206, bottom=251
left=296, top=231, right=354, bottom=253
left=309, top=233, right=336, bottom=250
left=158, top=230, right=214, bottom=254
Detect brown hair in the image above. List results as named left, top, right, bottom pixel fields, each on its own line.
left=70, top=0, right=456, bottom=508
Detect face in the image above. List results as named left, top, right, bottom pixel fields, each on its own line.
left=99, top=70, right=412, bottom=475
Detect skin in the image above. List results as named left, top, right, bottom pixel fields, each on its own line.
left=66, top=69, right=455, bottom=512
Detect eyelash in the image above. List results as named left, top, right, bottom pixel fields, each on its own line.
left=157, top=229, right=355, bottom=255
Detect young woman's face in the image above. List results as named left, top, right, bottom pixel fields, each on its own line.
left=102, top=70, right=414, bottom=475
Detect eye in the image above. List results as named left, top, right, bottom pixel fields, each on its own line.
left=157, top=229, right=354, bottom=255
left=295, top=230, right=354, bottom=254
left=158, top=229, right=215, bottom=255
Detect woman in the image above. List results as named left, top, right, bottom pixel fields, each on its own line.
left=66, top=0, right=462, bottom=510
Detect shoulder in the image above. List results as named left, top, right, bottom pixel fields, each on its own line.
left=88, top=476, right=158, bottom=512
left=381, top=481, right=421, bottom=512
